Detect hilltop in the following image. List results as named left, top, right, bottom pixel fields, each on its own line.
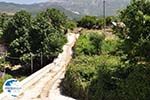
left=0, top=0, right=130, bottom=18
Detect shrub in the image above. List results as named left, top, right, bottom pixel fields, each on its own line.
left=74, top=32, right=104, bottom=56
left=65, top=20, right=77, bottom=30
left=101, top=38, right=121, bottom=54
left=89, top=64, right=150, bottom=100
left=78, top=16, right=97, bottom=29
left=63, top=55, right=121, bottom=100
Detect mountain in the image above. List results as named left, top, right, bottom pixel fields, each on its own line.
left=0, top=0, right=131, bottom=18
left=50, top=0, right=131, bottom=16
left=0, top=2, right=81, bottom=19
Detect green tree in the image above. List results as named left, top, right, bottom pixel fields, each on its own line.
left=0, top=13, right=11, bottom=30
left=106, top=16, right=114, bottom=26
left=96, top=17, right=104, bottom=29
left=30, top=9, right=67, bottom=64
left=65, top=20, right=77, bottom=30
left=45, top=8, right=67, bottom=30
left=78, top=16, right=97, bottom=29
left=2, top=10, right=31, bottom=62
left=117, top=0, right=150, bottom=62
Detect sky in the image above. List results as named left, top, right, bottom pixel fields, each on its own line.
left=0, top=0, right=49, bottom=4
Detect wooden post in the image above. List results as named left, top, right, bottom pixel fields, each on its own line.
left=103, top=0, right=106, bottom=33
left=41, top=52, right=43, bottom=67
left=30, top=53, right=33, bottom=73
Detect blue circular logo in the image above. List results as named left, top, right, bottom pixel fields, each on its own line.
left=3, top=79, right=22, bottom=97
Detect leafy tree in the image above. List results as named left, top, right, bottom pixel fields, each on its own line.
left=96, top=17, right=104, bottom=29
left=65, top=20, right=77, bottom=30
left=30, top=12, right=54, bottom=53
left=1, top=8, right=68, bottom=70
left=2, top=10, right=31, bottom=62
left=78, top=16, right=97, bottom=29
left=30, top=9, right=67, bottom=58
left=43, top=32, right=66, bottom=58
left=44, top=8, right=67, bottom=30
left=3, top=11, right=31, bottom=45
left=106, top=16, right=114, bottom=26
left=30, top=9, right=67, bottom=66
left=0, top=13, right=10, bottom=30
left=117, top=0, right=150, bottom=62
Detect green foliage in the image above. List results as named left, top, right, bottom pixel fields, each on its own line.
left=64, top=1, right=150, bottom=100
left=117, top=0, right=150, bottom=62
left=30, top=9, right=67, bottom=63
left=65, top=20, right=77, bottom=30
left=2, top=8, right=67, bottom=67
left=0, top=30, right=3, bottom=39
left=0, top=13, right=10, bottom=30
left=105, top=16, right=115, bottom=26
left=78, top=16, right=116, bottom=29
left=78, top=16, right=97, bottom=29
left=75, top=32, right=104, bottom=56
left=63, top=55, right=121, bottom=100
left=96, top=17, right=104, bottom=29
left=89, top=64, right=150, bottom=100
left=3, top=11, right=31, bottom=44
left=101, top=38, right=121, bottom=54
left=0, top=74, right=13, bottom=93
left=0, top=57, right=6, bottom=71
left=42, top=32, right=66, bottom=58
left=65, top=54, right=150, bottom=100
left=44, top=8, right=67, bottom=30
left=2, top=10, right=31, bottom=63
left=63, top=55, right=102, bottom=99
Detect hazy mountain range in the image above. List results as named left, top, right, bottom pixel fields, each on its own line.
left=0, top=0, right=131, bottom=19
left=50, top=0, right=130, bottom=16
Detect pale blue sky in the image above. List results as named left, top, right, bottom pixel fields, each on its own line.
left=0, top=0, right=49, bottom=4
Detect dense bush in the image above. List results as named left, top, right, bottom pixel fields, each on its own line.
left=89, top=64, right=150, bottom=100
left=78, top=16, right=116, bottom=29
left=0, top=30, right=3, bottom=39
left=0, top=13, right=10, bottom=30
left=63, top=55, right=121, bottom=100
left=74, top=32, right=104, bottom=56
left=64, top=54, right=150, bottom=100
left=116, top=0, right=150, bottom=62
left=101, top=38, right=122, bottom=54
left=78, top=16, right=97, bottom=29
left=65, top=20, right=77, bottom=30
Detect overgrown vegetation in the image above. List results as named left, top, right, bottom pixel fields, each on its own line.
left=63, top=0, right=150, bottom=100
left=74, top=32, right=104, bottom=56
left=77, top=16, right=115, bottom=29
left=116, top=0, right=150, bottom=63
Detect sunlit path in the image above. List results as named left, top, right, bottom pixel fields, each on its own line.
left=0, top=29, right=81, bottom=100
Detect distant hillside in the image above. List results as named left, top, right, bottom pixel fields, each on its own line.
left=0, top=2, right=81, bottom=19
left=0, top=0, right=130, bottom=19
left=51, top=0, right=131, bottom=16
